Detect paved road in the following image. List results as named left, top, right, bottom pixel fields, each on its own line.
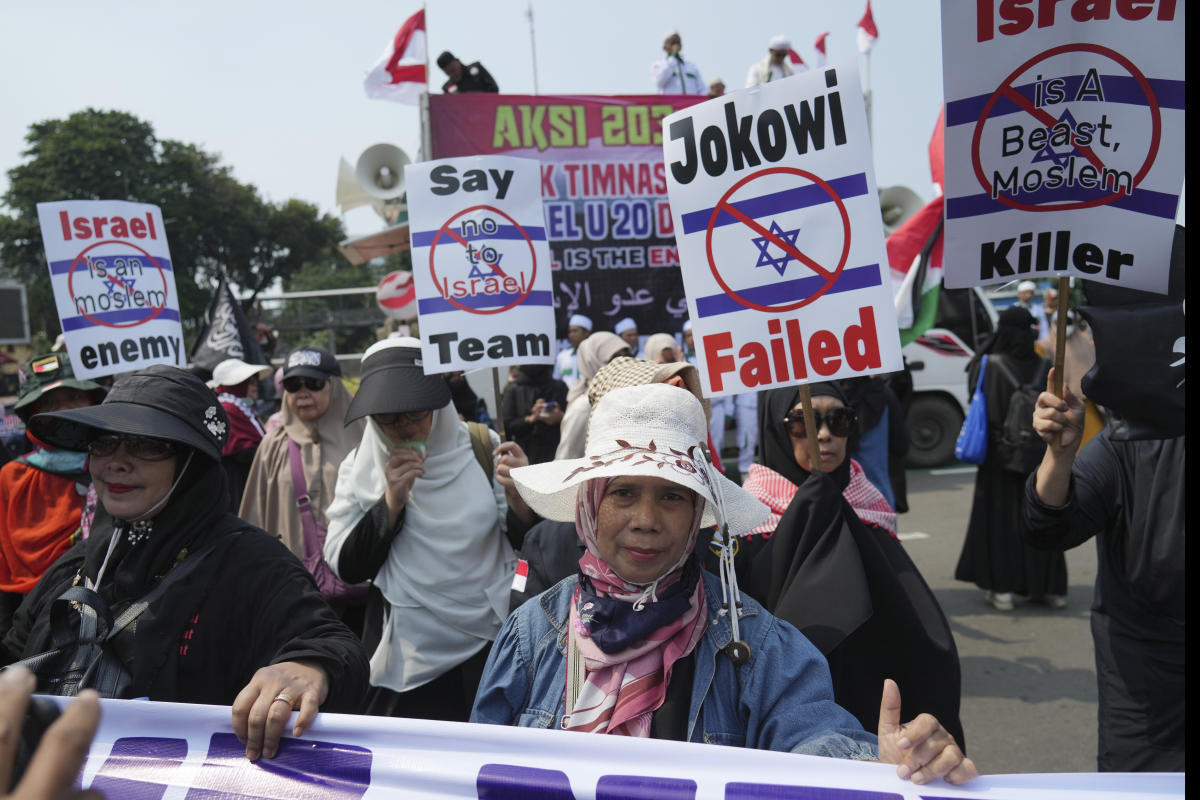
left=898, top=465, right=1099, bottom=775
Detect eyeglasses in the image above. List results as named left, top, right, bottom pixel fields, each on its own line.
left=87, top=434, right=179, bottom=461
left=283, top=376, right=328, bottom=393
left=372, top=409, right=433, bottom=425
left=782, top=407, right=857, bottom=439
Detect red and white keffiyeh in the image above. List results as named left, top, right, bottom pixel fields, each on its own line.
left=742, top=461, right=897, bottom=538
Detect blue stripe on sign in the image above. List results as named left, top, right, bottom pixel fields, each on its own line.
left=410, top=225, right=546, bottom=248
left=946, top=77, right=1185, bottom=127
left=946, top=185, right=1180, bottom=220
left=417, top=289, right=554, bottom=315
left=694, top=263, right=882, bottom=319
left=61, top=307, right=182, bottom=331
left=679, top=173, right=870, bottom=236
left=49, top=257, right=174, bottom=276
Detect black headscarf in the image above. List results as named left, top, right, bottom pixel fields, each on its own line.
left=514, top=364, right=554, bottom=386
left=968, top=306, right=1040, bottom=375
left=758, top=382, right=852, bottom=491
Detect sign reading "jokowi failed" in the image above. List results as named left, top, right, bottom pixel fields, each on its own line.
left=406, top=155, right=557, bottom=374
left=662, top=63, right=902, bottom=398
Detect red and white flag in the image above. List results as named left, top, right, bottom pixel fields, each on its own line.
left=786, top=48, right=808, bottom=72
left=856, top=2, right=878, bottom=54
left=814, top=32, right=829, bottom=67
left=364, top=9, right=427, bottom=104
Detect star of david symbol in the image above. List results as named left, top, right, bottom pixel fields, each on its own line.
left=751, top=220, right=802, bottom=276
left=1030, top=109, right=1082, bottom=169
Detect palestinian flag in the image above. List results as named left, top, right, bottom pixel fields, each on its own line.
left=889, top=107, right=945, bottom=346
left=888, top=197, right=943, bottom=346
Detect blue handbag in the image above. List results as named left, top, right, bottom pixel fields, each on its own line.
left=955, top=355, right=989, bottom=465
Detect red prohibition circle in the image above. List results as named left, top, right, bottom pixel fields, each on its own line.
left=428, top=205, right=537, bottom=315
left=705, top=167, right=851, bottom=313
left=971, top=42, right=1161, bottom=213
left=66, top=240, right=169, bottom=328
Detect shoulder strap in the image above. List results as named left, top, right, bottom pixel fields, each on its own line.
left=974, top=355, right=989, bottom=393
left=466, top=421, right=494, bottom=483
left=988, top=354, right=1022, bottom=388
left=288, top=439, right=323, bottom=556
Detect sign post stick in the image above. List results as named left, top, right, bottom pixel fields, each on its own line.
left=1051, top=276, right=1071, bottom=448
left=797, top=384, right=823, bottom=473
left=492, top=367, right=507, bottom=440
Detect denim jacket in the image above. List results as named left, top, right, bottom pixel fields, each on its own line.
left=471, top=571, right=879, bottom=759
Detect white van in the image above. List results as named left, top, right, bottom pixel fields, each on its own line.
left=902, top=287, right=998, bottom=467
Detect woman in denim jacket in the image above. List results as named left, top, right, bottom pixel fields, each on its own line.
left=471, top=384, right=977, bottom=786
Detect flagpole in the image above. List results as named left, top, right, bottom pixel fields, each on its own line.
left=420, top=4, right=430, bottom=161
left=864, top=51, right=873, bottom=143
left=526, top=1, right=540, bottom=94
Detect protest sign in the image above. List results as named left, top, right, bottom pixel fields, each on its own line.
left=36, top=200, right=185, bottom=380
left=662, top=64, right=902, bottom=397
left=427, top=94, right=705, bottom=342
left=940, top=0, right=1184, bottom=292
left=59, top=697, right=1181, bottom=799
left=405, top=155, right=557, bottom=374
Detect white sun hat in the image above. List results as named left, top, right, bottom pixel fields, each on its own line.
left=211, top=357, right=271, bottom=388
left=510, top=383, right=768, bottom=535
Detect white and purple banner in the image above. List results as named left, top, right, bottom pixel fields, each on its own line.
left=61, top=698, right=1181, bottom=799
left=940, top=0, right=1185, bottom=292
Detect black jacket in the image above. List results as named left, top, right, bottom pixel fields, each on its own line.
left=442, top=62, right=498, bottom=93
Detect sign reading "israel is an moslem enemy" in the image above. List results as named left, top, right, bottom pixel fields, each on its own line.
left=37, top=200, right=185, bottom=379
left=940, top=0, right=1184, bottom=292
left=662, top=63, right=902, bottom=398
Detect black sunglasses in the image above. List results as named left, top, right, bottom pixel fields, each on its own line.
left=283, top=376, right=328, bottom=393
left=88, top=434, right=179, bottom=461
left=782, top=406, right=857, bottom=439
left=373, top=409, right=434, bottom=425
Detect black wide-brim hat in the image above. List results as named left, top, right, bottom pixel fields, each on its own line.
left=344, top=341, right=452, bottom=424
left=28, top=364, right=229, bottom=461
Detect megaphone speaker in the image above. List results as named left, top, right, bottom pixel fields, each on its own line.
left=356, top=144, right=411, bottom=201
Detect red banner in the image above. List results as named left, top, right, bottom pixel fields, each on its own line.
left=428, top=94, right=706, bottom=338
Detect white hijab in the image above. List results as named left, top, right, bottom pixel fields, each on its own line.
left=324, top=400, right=515, bottom=692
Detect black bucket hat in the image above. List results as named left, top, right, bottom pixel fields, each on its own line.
left=28, top=364, right=229, bottom=461
left=282, top=346, right=341, bottom=381
left=344, top=339, right=452, bottom=424
left=14, top=352, right=106, bottom=422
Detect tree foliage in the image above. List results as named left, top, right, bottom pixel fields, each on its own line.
left=0, top=108, right=345, bottom=338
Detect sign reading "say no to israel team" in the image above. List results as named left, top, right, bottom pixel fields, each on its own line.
left=405, top=155, right=557, bottom=374
left=940, top=0, right=1184, bottom=292
left=662, top=63, right=902, bottom=398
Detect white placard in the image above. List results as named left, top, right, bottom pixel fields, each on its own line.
left=662, top=63, right=902, bottom=398
left=36, top=200, right=185, bottom=379
left=940, top=0, right=1184, bottom=292
left=405, top=156, right=557, bottom=374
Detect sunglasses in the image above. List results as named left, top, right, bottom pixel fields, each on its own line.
left=283, top=376, right=328, bottom=393
left=88, top=434, right=179, bottom=461
left=373, top=409, right=434, bottom=425
left=782, top=407, right=857, bottom=439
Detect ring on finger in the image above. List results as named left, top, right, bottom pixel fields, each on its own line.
left=273, top=692, right=294, bottom=708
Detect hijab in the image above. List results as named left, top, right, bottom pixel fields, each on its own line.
left=968, top=305, right=1040, bottom=374
left=757, top=382, right=852, bottom=491
left=567, top=332, right=628, bottom=402
left=642, top=333, right=678, bottom=363
left=563, top=477, right=707, bottom=737
left=324, top=400, right=515, bottom=692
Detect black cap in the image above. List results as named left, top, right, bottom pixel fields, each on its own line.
left=29, top=364, right=229, bottom=461
left=344, top=342, right=451, bottom=424
left=282, top=346, right=341, bottom=381
left=436, top=51, right=457, bottom=69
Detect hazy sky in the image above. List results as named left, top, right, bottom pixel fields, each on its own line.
left=1, top=1, right=951, bottom=239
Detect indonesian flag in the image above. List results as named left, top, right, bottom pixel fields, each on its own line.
left=857, top=2, right=878, bottom=54
left=364, top=9, right=427, bottom=104
left=814, top=33, right=829, bottom=67
left=787, top=48, right=808, bottom=72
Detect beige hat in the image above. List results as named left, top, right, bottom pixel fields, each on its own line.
left=510, top=383, right=768, bottom=535
left=210, top=357, right=271, bottom=388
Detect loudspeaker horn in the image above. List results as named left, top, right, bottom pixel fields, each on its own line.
left=878, top=185, right=924, bottom=236
left=336, top=157, right=383, bottom=215
left=356, top=143, right=411, bottom=200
